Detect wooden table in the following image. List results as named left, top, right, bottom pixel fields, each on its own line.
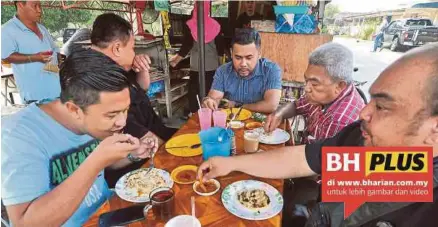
left=85, top=114, right=286, bottom=227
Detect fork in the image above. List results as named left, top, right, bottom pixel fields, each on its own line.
left=143, top=140, right=157, bottom=176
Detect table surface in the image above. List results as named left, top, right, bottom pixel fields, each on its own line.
left=1, top=67, right=13, bottom=77
left=85, top=114, right=287, bottom=227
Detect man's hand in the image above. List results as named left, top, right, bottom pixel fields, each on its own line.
left=197, top=157, right=233, bottom=182
left=264, top=112, right=283, bottom=133
left=169, top=55, right=183, bottom=68
left=34, top=51, right=53, bottom=63
left=133, top=54, right=151, bottom=73
left=131, top=135, right=159, bottom=160
left=224, top=100, right=236, bottom=108
left=202, top=97, right=219, bottom=111
left=92, top=134, right=140, bottom=167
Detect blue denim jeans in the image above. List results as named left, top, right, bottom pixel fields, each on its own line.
left=373, top=33, right=384, bottom=51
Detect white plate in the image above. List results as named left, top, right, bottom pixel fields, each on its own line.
left=221, top=180, right=284, bottom=221
left=253, top=128, right=290, bottom=145
left=115, top=168, right=174, bottom=203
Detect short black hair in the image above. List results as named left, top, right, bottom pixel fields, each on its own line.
left=231, top=28, right=261, bottom=49
left=91, top=13, right=133, bottom=49
left=59, top=49, right=129, bottom=110
left=62, top=28, right=91, bottom=57
left=14, top=1, right=23, bottom=10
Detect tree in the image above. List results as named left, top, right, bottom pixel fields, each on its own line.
left=1, top=5, right=93, bottom=33
left=325, top=3, right=341, bottom=19
left=1, top=5, right=15, bottom=25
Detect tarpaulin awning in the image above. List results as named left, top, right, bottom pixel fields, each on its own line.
left=412, top=2, right=438, bottom=8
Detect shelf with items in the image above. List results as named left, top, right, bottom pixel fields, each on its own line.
left=156, top=80, right=189, bottom=104
left=149, top=70, right=167, bottom=83
left=280, top=80, right=305, bottom=104
left=133, top=38, right=176, bottom=118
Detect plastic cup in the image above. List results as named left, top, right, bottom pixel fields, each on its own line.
left=198, top=108, right=212, bottom=130
left=213, top=110, right=227, bottom=128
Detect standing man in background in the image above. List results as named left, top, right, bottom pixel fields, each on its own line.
left=235, top=1, right=263, bottom=29
left=372, top=16, right=390, bottom=52
left=169, top=1, right=225, bottom=115
left=1, top=0, right=61, bottom=104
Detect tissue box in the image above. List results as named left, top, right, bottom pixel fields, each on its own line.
left=275, top=13, right=295, bottom=33
left=274, top=5, right=309, bottom=14
left=275, top=14, right=316, bottom=34
left=293, top=14, right=317, bottom=34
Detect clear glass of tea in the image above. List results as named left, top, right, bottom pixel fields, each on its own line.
left=244, top=131, right=260, bottom=153
left=143, top=187, right=175, bottom=222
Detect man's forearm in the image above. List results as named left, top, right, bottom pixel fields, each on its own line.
left=230, top=145, right=316, bottom=179
left=136, top=71, right=151, bottom=90
left=276, top=102, right=298, bottom=119
left=243, top=100, right=279, bottom=114
left=108, top=157, right=133, bottom=170
left=206, top=90, right=224, bottom=101
left=3, top=53, right=38, bottom=64
left=11, top=155, right=104, bottom=226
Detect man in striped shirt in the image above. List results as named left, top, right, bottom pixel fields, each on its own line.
left=202, top=28, right=282, bottom=114
left=265, top=42, right=365, bottom=143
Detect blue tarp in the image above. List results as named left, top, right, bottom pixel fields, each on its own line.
left=412, top=2, right=438, bottom=8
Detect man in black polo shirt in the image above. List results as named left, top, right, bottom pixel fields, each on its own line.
left=197, top=43, right=438, bottom=226
left=62, top=13, right=177, bottom=187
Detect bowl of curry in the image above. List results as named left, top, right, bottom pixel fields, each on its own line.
left=193, top=179, right=220, bottom=196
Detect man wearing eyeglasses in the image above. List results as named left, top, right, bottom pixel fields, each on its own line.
left=264, top=42, right=365, bottom=144
left=202, top=28, right=282, bottom=114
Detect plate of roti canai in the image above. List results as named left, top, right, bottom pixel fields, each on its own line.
left=221, top=180, right=284, bottom=220
left=115, top=168, right=173, bottom=203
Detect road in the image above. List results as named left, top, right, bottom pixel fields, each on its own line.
left=333, top=37, right=404, bottom=101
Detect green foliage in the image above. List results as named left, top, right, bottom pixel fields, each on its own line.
left=211, top=2, right=228, bottom=18
left=360, top=25, right=375, bottom=40
left=1, top=5, right=15, bottom=25
left=42, top=8, right=93, bottom=32
left=324, top=3, right=340, bottom=19
left=1, top=5, right=92, bottom=33
left=358, top=18, right=380, bottom=40
left=321, top=25, right=328, bottom=34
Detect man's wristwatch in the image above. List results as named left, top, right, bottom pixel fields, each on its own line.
left=234, top=102, right=243, bottom=108
left=127, top=153, right=142, bottom=162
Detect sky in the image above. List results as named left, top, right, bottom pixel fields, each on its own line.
left=330, top=0, right=428, bottom=12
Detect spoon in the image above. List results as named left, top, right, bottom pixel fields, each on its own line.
left=199, top=171, right=208, bottom=192
left=166, top=143, right=201, bottom=149
left=228, top=107, right=234, bottom=120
